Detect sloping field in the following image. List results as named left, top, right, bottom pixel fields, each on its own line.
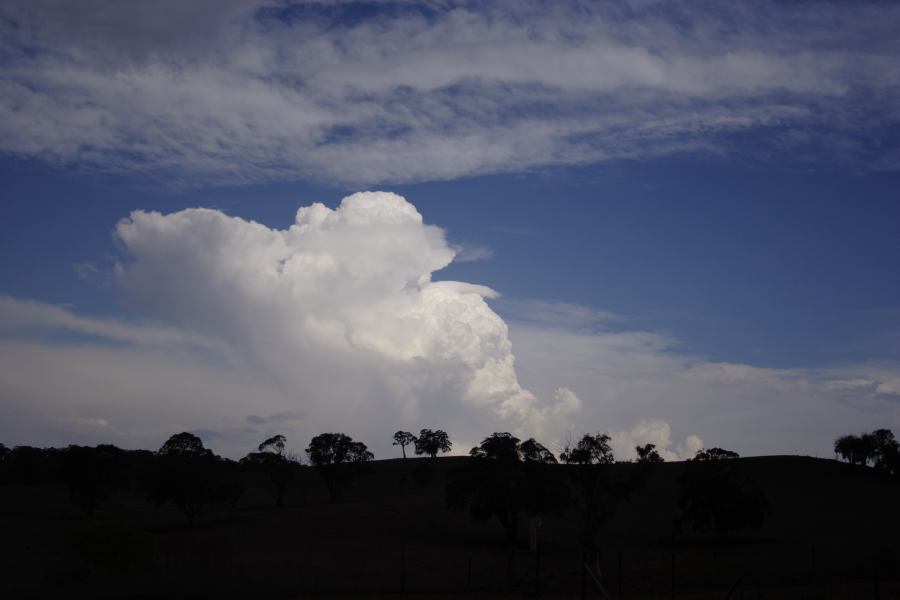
left=2, top=456, right=898, bottom=598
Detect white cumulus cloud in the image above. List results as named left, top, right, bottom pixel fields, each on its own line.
left=2, top=192, right=899, bottom=458
left=107, top=191, right=575, bottom=453
left=610, top=419, right=703, bottom=462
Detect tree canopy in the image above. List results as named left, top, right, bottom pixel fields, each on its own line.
left=678, top=448, right=769, bottom=539
left=305, top=433, right=373, bottom=501
left=415, top=429, right=452, bottom=458
left=158, top=432, right=212, bottom=458
left=835, top=429, right=898, bottom=475
left=149, top=432, right=234, bottom=526
left=258, top=434, right=286, bottom=456
left=241, top=434, right=299, bottom=507
left=636, top=443, right=663, bottom=463
left=560, top=433, right=614, bottom=464
left=693, top=447, right=740, bottom=461
left=392, top=431, right=417, bottom=459
left=447, top=433, right=568, bottom=544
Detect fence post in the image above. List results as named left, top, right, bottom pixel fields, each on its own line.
left=671, top=533, right=676, bottom=600
left=617, top=551, right=623, bottom=600
left=581, top=548, right=587, bottom=600
left=400, top=544, right=405, bottom=597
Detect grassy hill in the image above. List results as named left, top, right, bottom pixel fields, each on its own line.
left=2, top=455, right=898, bottom=598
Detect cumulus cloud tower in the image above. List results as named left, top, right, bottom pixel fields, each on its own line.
left=114, top=192, right=559, bottom=442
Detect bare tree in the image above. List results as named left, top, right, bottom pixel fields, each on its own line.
left=392, top=431, right=417, bottom=458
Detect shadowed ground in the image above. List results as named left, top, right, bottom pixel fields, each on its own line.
left=1, top=455, right=897, bottom=598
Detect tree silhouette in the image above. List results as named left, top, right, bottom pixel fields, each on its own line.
left=240, top=434, right=299, bottom=507
left=519, top=438, right=559, bottom=464
left=3, top=445, right=58, bottom=484
left=0, top=443, right=8, bottom=462
left=693, top=447, right=740, bottom=461
left=882, top=441, right=900, bottom=479
left=392, top=431, right=417, bottom=459
left=414, top=429, right=452, bottom=458
left=560, top=432, right=614, bottom=464
left=636, top=443, right=663, bottom=463
left=258, top=434, right=286, bottom=456
left=305, top=433, right=373, bottom=501
left=446, top=433, right=568, bottom=545
left=678, top=447, right=769, bottom=539
left=147, top=432, right=231, bottom=526
left=60, top=444, right=128, bottom=516
left=835, top=429, right=899, bottom=472
left=868, top=429, right=899, bottom=471
left=562, top=438, right=639, bottom=573
left=158, top=431, right=212, bottom=458
left=834, top=434, right=861, bottom=464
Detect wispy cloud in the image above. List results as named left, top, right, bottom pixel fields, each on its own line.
left=495, top=298, right=622, bottom=330
left=452, top=243, right=494, bottom=263
left=0, top=295, right=230, bottom=355
left=1, top=1, right=898, bottom=185
left=246, top=411, right=306, bottom=426
left=509, top=321, right=900, bottom=458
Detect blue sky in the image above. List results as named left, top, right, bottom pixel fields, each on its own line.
left=1, top=1, right=899, bottom=459
left=5, top=156, right=899, bottom=368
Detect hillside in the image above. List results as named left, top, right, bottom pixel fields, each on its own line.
left=2, top=455, right=898, bottom=598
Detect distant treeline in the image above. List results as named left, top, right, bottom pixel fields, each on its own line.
left=833, top=428, right=899, bottom=473
left=0, top=427, right=895, bottom=548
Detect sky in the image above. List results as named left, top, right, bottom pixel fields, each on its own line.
left=1, top=0, right=899, bottom=461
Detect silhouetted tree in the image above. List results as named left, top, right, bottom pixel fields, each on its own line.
left=392, top=431, right=417, bottom=459
left=258, top=434, right=286, bottom=456
left=415, top=429, right=452, bottom=458
left=147, top=432, right=232, bottom=526
left=560, top=432, right=614, bottom=464
left=834, top=434, right=861, bottom=464
left=882, top=442, right=900, bottom=479
left=60, top=444, right=128, bottom=516
left=305, top=433, right=373, bottom=501
left=636, top=443, right=664, bottom=463
left=158, top=431, right=212, bottom=458
left=835, top=429, right=900, bottom=474
left=0, top=443, right=8, bottom=462
left=678, top=450, right=769, bottom=539
left=4, top=446, right=57, bottom=484
left=868, top=429, right=899, bottom=472
left=241, top=434, right=299, bottom=507
left=446, top=433, right=568, bottom=545
left=519, top=438, right=558, bottom=464
left=562, top=440, right=640, bottom=573
left=693, top=447, right=740, bottom=461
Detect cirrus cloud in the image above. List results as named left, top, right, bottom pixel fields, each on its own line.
left=1, top=0, right=899, bottom=185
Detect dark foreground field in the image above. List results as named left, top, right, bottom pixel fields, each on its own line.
left=2, top=455, right=898, bottom=599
